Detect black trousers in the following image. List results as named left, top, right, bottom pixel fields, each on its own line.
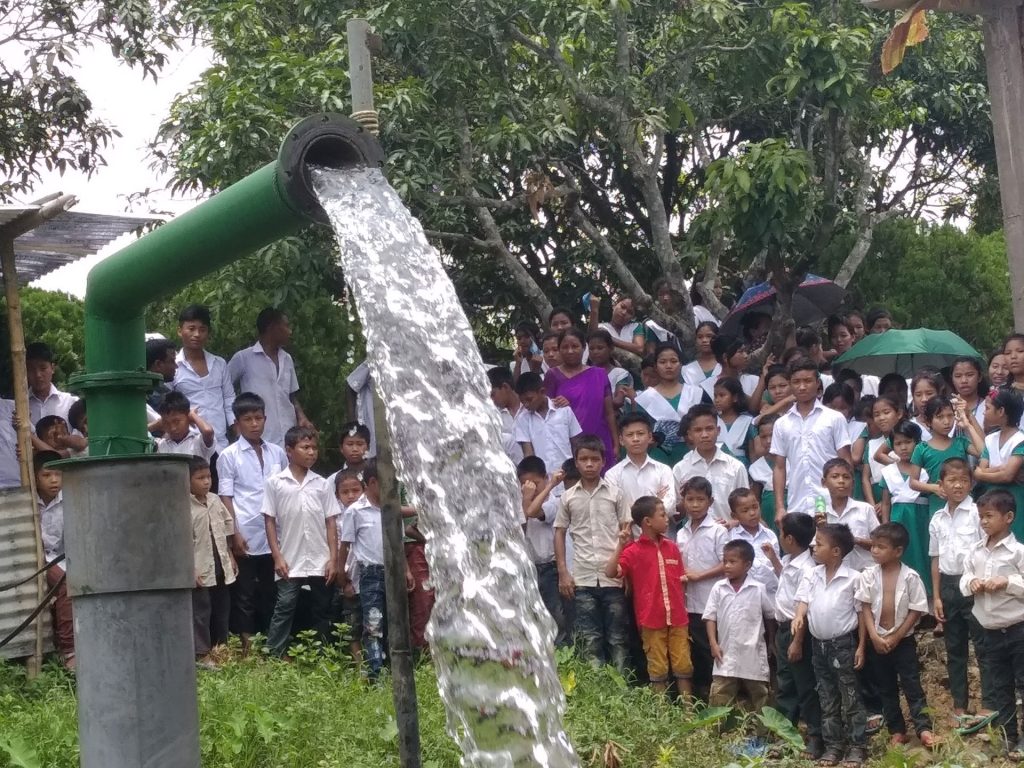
left=230, top=553, right=277, bottom=635
left=688, top=612, right=713, bottom=699
left=868, top=635, right=931, bottom=736
left=984, top=621, right=1024, bottom=744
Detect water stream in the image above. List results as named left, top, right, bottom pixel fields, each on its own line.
left=312, top=166, right=578, bottom=768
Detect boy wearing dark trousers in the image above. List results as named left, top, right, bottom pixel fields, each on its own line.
left=856, top=523, right=934, bottom=748
left=961, top=489, right=1024, bottom=755
left=792, top=524, right=867, bottom=767
left=36, top=451, right=74, bottom=670
left=773, top=512, right=823, bottom=759
left=928, top=457, right=987, bottom=729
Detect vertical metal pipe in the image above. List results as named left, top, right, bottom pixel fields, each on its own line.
left=62, top=456, right=199, bottom=768
left=373, top=392, right=422, bottom=768
left=347, top=19, right=376, bottom=118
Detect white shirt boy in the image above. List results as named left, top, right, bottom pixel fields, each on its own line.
left=702, top=576, right=773, bottom=682
left=554, top=479, right=630, bottom=588
left=217, top=438, right=287, bottom=556
left=498, top=405, right=525, bottom=465
left=228, top=342, right=300, bottom=447
left=155, top=428, right=213, bottom=460
left=38, top=491, right=65, bottom=572
left=29, top=384, right=77, bottom=424
left=825, top=499, right=879, bottom=571
left=959, top=534, right=1024, bottom=629
left=769, top=400, right=851, bottom=515
left=173, top=350, right=235, bottom=453
left=523, top=485, right=562, bottom=565
left=795, top=563, right=860, bottom=640
left=929, top=498, right=983, bottom=577
left=605, top=455, right=676, bottom=516
left=515, top=400, right=582, bottom=476
left=341, top=493, right=384, bottom=567
left=262, top=468, right=340, bottom=579
left=730, top=524, right=781, bottom=594
left=775, top=548, right=816, bottom=623
left=855, top=563, right=928, bottom=636
left=672, top=447, right=747, bottom=522
left=677, top=514, right=729, bottom=615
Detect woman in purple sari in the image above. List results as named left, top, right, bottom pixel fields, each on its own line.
left=544, top=328, right=619, bottom=472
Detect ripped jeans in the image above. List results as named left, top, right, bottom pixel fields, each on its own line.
left=359, top=564, right=387, bottom=678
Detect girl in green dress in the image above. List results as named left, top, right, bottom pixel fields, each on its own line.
left=974, top=390, right=1024, bottom=540
left=909, top=396, right=985, bottom=516
left=748, top=416, right=781, bottom=533
left=880, top=420, right=932, bottom=595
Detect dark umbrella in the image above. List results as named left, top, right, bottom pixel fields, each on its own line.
left=719, top=274, right=847, bottom=337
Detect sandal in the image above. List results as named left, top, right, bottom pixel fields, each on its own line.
left=865, top=714, right=884, bottom=735
left=817, top=749, right=843, bottom=767
left=842, top=746, right=868, bottom=767
left=955, top=711, right=998, bottom=735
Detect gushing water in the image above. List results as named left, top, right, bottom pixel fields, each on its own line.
left=312, top=166, right=578, bottom=768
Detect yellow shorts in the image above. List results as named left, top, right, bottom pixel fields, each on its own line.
left=640, top=625, right=693, bottom=682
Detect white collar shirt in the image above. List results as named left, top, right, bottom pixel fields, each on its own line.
left=191, top=493, right=237, bottom=587
left=498, top=405, right=525, bottom=466
left=959, top=534, right=1024, bottom=629
left=173, top=350, right=235, bottom=453
left=775, top=548, right=816, bottom=622
left=605, top=455, right=676, bottom=518
left=262, top=468, right=340, bottom=580
left=702, top=576, right=773, bottom=682
left=340, top=493, right=384, bottom=567
left=769, top=401, right=851, bottom=514
left=38, top=491, right=64, bottom=572
left=928, top=498, right=983, bottom=576
left=672, top=448, right=747, bottom=522
left=855, top=563, right=928, bottom=636
left=0, top=399, right=20, bottom=489
left=748, top=456, right=774, bottom=492
left=676, top=513, right=729, bottom=614
left=514, top=400, right=582, bottom=476
left=730, top=524, right=781, bottom=594
left=217, top=438, right=287, bottom=556
left=227, top=342, right=299, bottom=447
left=28, top=384, right=77, bottom=425
left=155, top=429, right=213, bottom=460
left=825, top=499, right=880, bottom=571
left=524, top=484, right=562, bottom=564
left=795, top=563, right=860, bottom=640
left=553, top=479, right=630, bottom=587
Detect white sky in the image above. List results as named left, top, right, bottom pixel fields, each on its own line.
left=23, top=44, right=214, bottom=297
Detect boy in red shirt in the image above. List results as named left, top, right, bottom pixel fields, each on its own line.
left=606, top=495, right=692, bottom=696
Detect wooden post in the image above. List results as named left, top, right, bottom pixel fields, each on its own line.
left=983, top=0, right=1024, bottom=331
left=1, top=237, right=45, bottom=675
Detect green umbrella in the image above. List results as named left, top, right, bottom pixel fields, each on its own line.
left=833, top=328, right=982, bottom=378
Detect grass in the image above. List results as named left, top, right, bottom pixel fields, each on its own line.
left=0, top=637, right=1007, bottom=767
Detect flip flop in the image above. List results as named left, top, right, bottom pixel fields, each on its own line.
left=955, top=711, right=998, bottom=735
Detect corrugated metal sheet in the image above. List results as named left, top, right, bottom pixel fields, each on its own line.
left=0, top=486, right=51, bottom=660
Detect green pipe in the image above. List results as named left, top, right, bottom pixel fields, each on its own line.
left=72, top=113, right=384, bottom=456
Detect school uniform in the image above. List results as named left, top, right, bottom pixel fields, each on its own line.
left=795, top=564, right=867, bottom=756
left=173, top=350, right=235, bottom=453
left=155, top=429, right=214, bottom=460
left=929, top=497, right=985, bottom=710
left=978, top=430, right=1024, bottom=541
left=498, top=405, right=525, bottom=466
left=774, top=546, right=821, bottom=740
left=703, top=576, right=773, bottom=710
left=29, top=384, right=77, bottom=424
left=39, top=492, right=73, bottom=659
left=681, top=361, right=720, bottom=387
left=514, top=399, right=582, bottom=477
left=227, top=342, right=300, bottom=447
left=672, top=447, right=747, bottom=523
left=605, top=455, right=677, bottom=530
left=748, top=456, right=780, bottom=532
left=730, top=524, right=780, bottom=595
left=866, top=436, right=887, bottom=504
left=824, top=499, right=879, bottom=572
left=218, top=438, right=287, bottom=635
left=677, top=514, right=729, bottom=695
left=523, top=485, right=572, bottom=647
left=717, top=414, right=754, bottom=466
left=699, top=373, right=760, bottom=403
left=769, top=401, right=851, bottom=516
left=554, top=479, right=632, bottom=673
left=855, top=564, right=931, bottom=737
left=960, top=534, right=1024, bottom=744
left=342, top=493, right=389, bottom=676
left=882, top=464, right=931, bottom=593
left=191, top=493, right=237, bottom=656
left=263, top=468, right=341, bottom=657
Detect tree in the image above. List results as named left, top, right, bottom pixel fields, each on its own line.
left=0, top=287, right=84, bottom=397
left=0, top=1, right=184, bottom=200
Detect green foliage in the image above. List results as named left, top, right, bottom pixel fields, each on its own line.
left=0, top=288, right=84, bottom=397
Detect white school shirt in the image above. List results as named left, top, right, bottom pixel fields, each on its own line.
left=959, top=534, right=1024, bottom=629
left=262, top=468, right=340, bottom=580
left=730, top=524, right=780, bottom=594
left=867, top=436, right=888, bottom=485
left=599, top=321, right=642, bottom=344
left=345, top=362, right=377, bottom=457
left=682, top=361, right=720, bottom=386
left=748, top=456, right=774, bottom=493
left=605, top=455, right=676, bottom=518
left=795, top=563, right=860, bottom=640
left=340, top=493, right=385, bottom=567
left=672, top=447, right=747, bottom=523
left=173, top=350, right=235, bottom=453
left=338, top=504, right=361, bottom=593
left=677, top=514, right=729, bottom=614
left=498, top=405, right=525, bottom=465
left=514, top=400, right=582, bottom=475
left=769, top=400, right=851, bottom=515
left=700, top=373, right=760, bottom=401
left=0, top=399, right=21, bottom=489
left=217, top=438, right=288, bottom=556
left=983, top=429, right=1024, bottom=474
left=718, top=414, right=753, bottom=462
left=154, top=428, right=213, bottom=460
left=38, top=492, right=65, bottom=572
left=847, top=420, right=866, bottom=450
left=775, top=547, right=816, bottom=622
left=523, top=485, right=562, bottom=565
left=928, top=498, right=983, bottom=576
left=825, top=499, right=879, bottom=572
left=881, top=464, right=926, bottom=504
left=227, top=342, right=300, bottom=447
left=702, top=576, right=773, bottom=682
left=28, top=384, right=77, bottom=424
left=855, top=563, right=928, bottom=637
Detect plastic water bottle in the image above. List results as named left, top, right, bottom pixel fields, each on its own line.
left=814, top=495, right=827, bottom=525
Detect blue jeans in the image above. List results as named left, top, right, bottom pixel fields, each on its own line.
left=266, top=576, right=332, bottom=657
left=574, top=586, right=630, bottom=674
left=360, top=564, right=387, bottom=678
